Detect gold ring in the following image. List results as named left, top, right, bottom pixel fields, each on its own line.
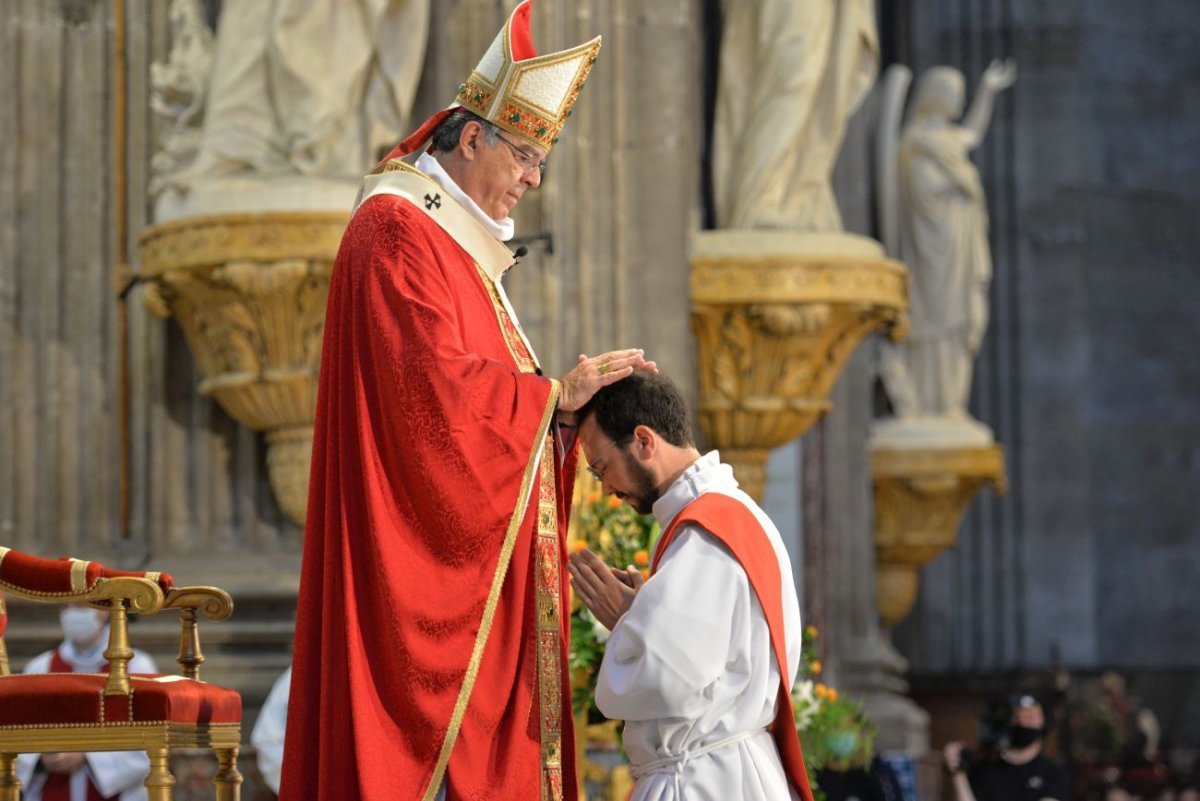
left=597, top=362, right=612, bottom=375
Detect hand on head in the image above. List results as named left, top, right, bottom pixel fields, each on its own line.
left=558, top=349, right=657, bottom=412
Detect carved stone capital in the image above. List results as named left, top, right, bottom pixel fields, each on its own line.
left=871, top=443, right=1007, bottom=627
left=139, top=212, right=348, bottom=527
left=691, top=231, right=909, bottom=500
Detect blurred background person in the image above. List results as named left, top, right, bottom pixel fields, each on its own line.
left=944, top=693, right=1071, bottom=801
left=15, top=604, right=157, bottom=801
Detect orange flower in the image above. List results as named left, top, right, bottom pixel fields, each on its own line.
left=633, top=550, right=649, bottom=567
left=827, top=688, right=838, bottom=701
left=809, top=660, right=822, bottom=674
left=806, top=625, right=819, bottom=638
left=815, top=683, right=828, bottom=698
left=570, top=539, right=588, bottom=553
left=606, top=495, right=623, bottom=509
left=587, top=491, right=601, bottom=504
left=640, top=568, right=650, bottom=580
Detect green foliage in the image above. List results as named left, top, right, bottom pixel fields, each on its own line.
left=791, top=626, right=876, bottom=797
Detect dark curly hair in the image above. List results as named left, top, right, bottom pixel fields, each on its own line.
left=577, top=372, right=694, bottom=448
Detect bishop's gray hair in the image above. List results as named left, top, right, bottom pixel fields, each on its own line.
left=430, top=108, right=500, bottom=153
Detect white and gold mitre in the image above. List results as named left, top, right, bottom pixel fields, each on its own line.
left=455, top=0, right=601, bottom=152
left=388, top=0, right=601, bottom=160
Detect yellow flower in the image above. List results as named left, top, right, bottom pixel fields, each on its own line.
left=809, top=660, right=822, bottom=674
left=806, top=625, right=819, bottom=638
left=606, top=495, right=623, bottom=509
left=571, top=539, right=589, bottom=554
left=633, top=550, right=649, bottom=567
left=598, top=529, right=613, bottom=547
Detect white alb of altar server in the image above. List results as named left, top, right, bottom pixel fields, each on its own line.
left=16, top=613, right=157, bottom=801
left=595, top=451, right=803, bottom=801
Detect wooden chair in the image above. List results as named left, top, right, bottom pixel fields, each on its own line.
left=0, top=546, right=243, bottom=801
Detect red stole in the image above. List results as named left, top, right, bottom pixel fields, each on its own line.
left=652, top=492, right=816, bottom=801
left=43, top=648, right=113, bottom=801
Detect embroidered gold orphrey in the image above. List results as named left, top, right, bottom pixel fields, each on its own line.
left=475, top=266, right=565, bottom=801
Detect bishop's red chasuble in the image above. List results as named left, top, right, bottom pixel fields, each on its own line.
left=652, top=493, right=817, bottom=801
left=280, top=161, right=578, bottom=801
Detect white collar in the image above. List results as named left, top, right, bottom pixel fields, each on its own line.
left=652, top=450, right=737, bottom=528
left=355, top=161, right=516, bottom=281
left=416, top=152, right=516, bottom=242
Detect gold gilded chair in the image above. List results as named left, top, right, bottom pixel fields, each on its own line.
left=0, top=546, right=243, bottom=801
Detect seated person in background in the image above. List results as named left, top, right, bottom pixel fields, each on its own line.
left=16, top=604, right=157, bottom=801
left=567, top=372, right=814, bottom=801
left=944, top=693, right=1071, bottom=801
left=251, top=665, right=292, bottom=795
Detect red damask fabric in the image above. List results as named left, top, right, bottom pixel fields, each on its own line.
left=653, top=493, right=816, bottom=801
left=279, top=194, right=577, bottom=801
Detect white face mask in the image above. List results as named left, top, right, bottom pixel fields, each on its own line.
left=60, top=607, right=105, bottom=647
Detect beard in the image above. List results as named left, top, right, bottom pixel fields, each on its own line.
left=623, top=451, right=661, bottom=515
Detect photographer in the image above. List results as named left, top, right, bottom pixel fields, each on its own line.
left=943, top=694, right=1072, bottom=801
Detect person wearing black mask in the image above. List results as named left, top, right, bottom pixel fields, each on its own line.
left=943, top=694, right=1072, bottom=801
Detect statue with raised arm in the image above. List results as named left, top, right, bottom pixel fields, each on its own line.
left=875, top=59, right=1017, bottom=444
left=711, top=0, right=878, bottom=231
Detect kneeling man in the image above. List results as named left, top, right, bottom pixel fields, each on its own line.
left=567, top=372, right=815, bottom=801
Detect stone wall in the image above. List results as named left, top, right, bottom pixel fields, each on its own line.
left=891, top=0, right=1200, bottom=746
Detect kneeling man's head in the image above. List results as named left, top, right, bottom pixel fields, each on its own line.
left=577, top=373, right=698, bottom=515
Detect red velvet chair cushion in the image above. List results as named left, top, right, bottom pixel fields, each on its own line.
left=0, top=674, right=241, bottom=727
left=0, top=549, right=173, bottom=596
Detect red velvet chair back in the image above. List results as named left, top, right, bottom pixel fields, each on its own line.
left=0, top=547, right=173, bottom=597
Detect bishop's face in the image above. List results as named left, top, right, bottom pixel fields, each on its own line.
left=459, top=124, right=545, bottom=220
left=579, top=417, right=661, bottom=515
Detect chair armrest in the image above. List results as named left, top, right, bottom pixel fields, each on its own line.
left=90, top=577, right=167, bottom=697
left=163, top=586, right=235, bottom=680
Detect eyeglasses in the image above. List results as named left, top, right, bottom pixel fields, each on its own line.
left=495, top=133, right=548, bottom=175
left=585, top=439, right=621, bottom=484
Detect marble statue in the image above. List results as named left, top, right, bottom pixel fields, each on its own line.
left=151, top=0, right=429, bottom=217
left=148, top=0, right=213, bottom=197
left=711, top=0, right=878, bottom=231
left=876, top=59, right=1017, bottom=445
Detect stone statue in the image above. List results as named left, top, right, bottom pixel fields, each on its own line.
left=876, top=59, right=1017, bottom=443
left=711, top=0, right=878, bottom=231
left=148, top=0, right=213, bottom=197
left=151, top=0, right=430, bottom=218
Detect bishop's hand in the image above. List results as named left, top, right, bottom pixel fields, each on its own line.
left=568, top=548, right=645, bottom=630
left=558, top=349, right=657, bottom=413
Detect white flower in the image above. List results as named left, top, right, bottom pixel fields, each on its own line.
left=791, top=679, right=822, bottom=731
left=583, top=607, right=611, bottom=644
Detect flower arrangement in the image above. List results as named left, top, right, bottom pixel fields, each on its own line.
left=792, top=625, right=876, bottom=797
left=568, top=487, right=660, bottom=717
